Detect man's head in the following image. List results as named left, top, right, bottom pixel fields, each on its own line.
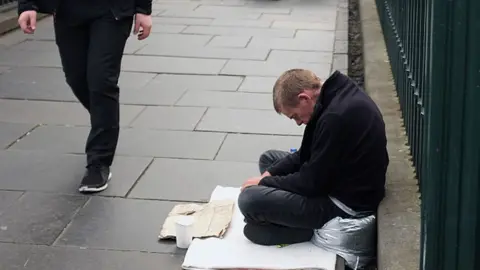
left=272, top=69, right=322, bottom=126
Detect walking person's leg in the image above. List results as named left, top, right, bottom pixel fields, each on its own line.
left=77, top=14, right=133, bottom=193
left=54, top=20, right=90, bottom=111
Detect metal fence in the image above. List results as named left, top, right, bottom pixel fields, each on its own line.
left=376, top=0, right=480, bottom=269
left=0, top=0, right=16, bottom=12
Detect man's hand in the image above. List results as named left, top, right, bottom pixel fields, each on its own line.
left=133, top=13, right=152, bottom=40
left=241, top=176, right=263, bottom=191
left=18, top=10, right=37, bottom=34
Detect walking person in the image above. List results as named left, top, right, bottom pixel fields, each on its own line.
left=17, top=0, right=153, bottom=193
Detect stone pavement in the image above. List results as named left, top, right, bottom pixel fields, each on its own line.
left=0, top=0, right=347, bottom=268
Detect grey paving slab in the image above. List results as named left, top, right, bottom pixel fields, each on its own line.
left=159, top=10, right=260, bottom=19
left=0, top=150, right=152, bottom=197
left=271, top=20, right=336, bottom=31
left=0, top=243, right=185, bottom=270
left=118, top=71, right=158, bottom=90
left=128, top=158, right=257, bottom=201
left=334, top=40, right=348, bottom=54
left=238, top=76, right=277, bottom=93
left=0, top=192, right=88, bottom=245
left=0, top=67, right=73, bottom=101
left=245, top=0, right=337, bottom=8
left=193, top=0, right=247, bottom=5
left=210, top=18, right=272, bottom=28
left=154, top=9, right=165, bottom=15
left=176, top=90, right=272, bottom=110
left=0, top=50, right=61, bottom=68
left=335, top=40, right=348, bottom=54
left=117, top=128, right=227, bottom=159
left=152, top=2, right=200, bottom=11
left=196, top=108, right=304, bottom=135
left=130, top=106, right=207, bottom=130
left=0, top=67, right=155, bottom=102
left=0, top=190, right=23, bottom=213
left=55, top=197, right=178, bottom=253
left=215, top=133, right=302, bottom=163
left=120, top=55, right=226, bottom=74
left=7, top=40, right=58, bottom=52
left=136, top=43, right=269, bottom=60
left=0, top=29, right=28, bottom=47
left=29, top=24, right=56, bottom=40
left=260, top=13, right=337, bottom=23
left=182, top=26, right=295, bottom=38
left=220, top=59, right=332, bottom=79
left=267, top=50, right=333, bottom=64
left=152, top=16, right=213, bottom=26
left=120, top=85, right=186, bottom=105
left=336, top=30, right=349, bottom=41
left=0, top=99, right=144, bottom=127
left=207, top=36, right=251, bottom=48
left=247, top=30, right=335, bottom=52
left=154, top=74, right=243, bottom=91
left=124, top=39, right=147, bottom=54
left=336, top=9, right=348, bottom=31
left=332, top=53, right=348, bottom=71
left=290, top=6, right=339, bottom=15
left=11, top=125, right=227, bottom=159
left=0, top=122, right=35, bottom=149
left=131, top=33, right=212, bottom=46
left=151, top=24, right=188, bottom=33
left=8, top=126, right=87, bottom=153
left=194, top=5, right=291, bottom=15
left=0, top=66, right=10, bottom=74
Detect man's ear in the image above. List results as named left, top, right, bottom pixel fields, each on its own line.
left=297, top=92, right=311, bottom=102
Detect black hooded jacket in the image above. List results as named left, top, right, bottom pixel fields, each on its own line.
left=259, top=71, right=389, bottom=212
left=17, top=0, right=152, bottom=18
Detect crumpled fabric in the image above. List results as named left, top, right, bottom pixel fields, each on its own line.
left=311, top=197, right=377, bottom=269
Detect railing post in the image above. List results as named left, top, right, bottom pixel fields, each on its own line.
left=422, top=0, right=480, bottom=268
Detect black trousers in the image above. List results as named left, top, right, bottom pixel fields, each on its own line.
left=238, top=150, right=351, bottom=246
left=54, top=13, right=133, bottom=167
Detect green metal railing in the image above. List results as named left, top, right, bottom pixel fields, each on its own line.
left=0, top=0, right=16, bottom=12
left=376, top=0, right=430, bottom=187
left=376, top=0, right=480, bottom=269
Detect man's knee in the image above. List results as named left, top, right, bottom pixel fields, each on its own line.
left=259, top=149, right=279, bottom=165
left=259, top=149, right=284, bottom=174
left=86, top=68, right=120, bottom=94
left=238, top=186, right=264, bottom=217
left=65, top=71, right=87, bottom=90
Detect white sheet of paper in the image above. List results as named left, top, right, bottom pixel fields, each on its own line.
left=182, top=186, right=338, bottom=270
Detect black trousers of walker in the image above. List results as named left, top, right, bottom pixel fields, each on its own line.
left=238, top=150, right=351, bottom=246
left=53, top=12, right=133, bottom=167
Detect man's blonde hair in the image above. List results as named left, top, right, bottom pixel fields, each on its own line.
left=272, top=69, right=321, bottom=113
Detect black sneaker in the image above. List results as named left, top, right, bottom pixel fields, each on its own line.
left=78, top=165, right=112, bottom=193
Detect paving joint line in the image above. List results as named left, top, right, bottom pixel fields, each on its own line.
left=51, top=196, right=92, bottom=247
left=0, top=240, right=186, bottom=255
left=193, top=107, right=210, bottom=131
left=124, top=157, right=155, bottom=198
left=4, top=124, right=40, bottom=150
left=212, top=133, right=228, bottom=160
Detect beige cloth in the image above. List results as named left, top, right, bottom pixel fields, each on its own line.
left=159, top=199, right=235, bottom=240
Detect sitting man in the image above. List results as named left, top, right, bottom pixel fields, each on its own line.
left=238, top=69, right=389, bottom=246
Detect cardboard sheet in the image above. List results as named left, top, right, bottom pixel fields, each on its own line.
left=181, top=186, right=339, bottom=270
left=159, top=199, right=235, bottom=240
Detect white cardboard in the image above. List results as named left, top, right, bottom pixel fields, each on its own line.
left=182, top=186, right=338, bottom=270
